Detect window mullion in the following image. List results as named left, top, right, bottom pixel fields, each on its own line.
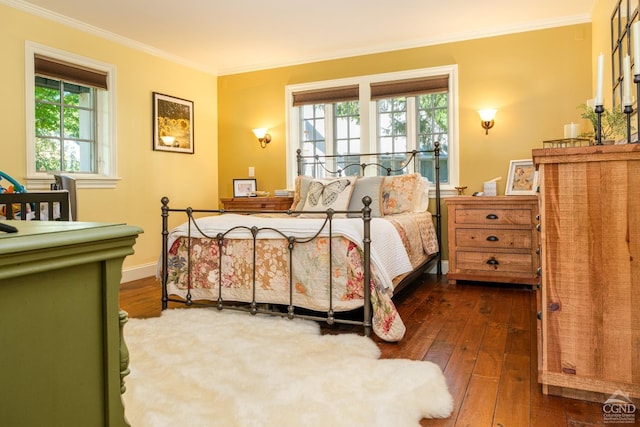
left=325, top=103, right=335, bottom=157
left=407, top=97, right=417, bottom=152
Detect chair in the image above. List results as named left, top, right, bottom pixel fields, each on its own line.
left=54, top=174, right=77, bottom=221
left=0, top=192, right=71, bottom=221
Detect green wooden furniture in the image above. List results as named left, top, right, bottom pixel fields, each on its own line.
left=0, top=220, right=143, bottom=427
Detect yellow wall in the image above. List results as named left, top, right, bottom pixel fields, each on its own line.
left=0, top=4, right=218, bottom=273
left=217, top=24, right=593, bottom=259
left=2, top=2, right=620, bottom=274
left=218, top=25, right=592, bottom=198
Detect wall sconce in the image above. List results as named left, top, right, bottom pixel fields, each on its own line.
left=478, top=109, right=497, bottom=135
left=253, top=128, right=271, bottom=148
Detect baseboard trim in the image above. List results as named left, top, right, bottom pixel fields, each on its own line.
left=427, top=259, right=449, bottom=275
left=121, top=262, right=157, bottom=283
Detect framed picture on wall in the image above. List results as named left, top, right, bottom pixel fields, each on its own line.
left=233, top=179, right=257, bottom=197
left=153, top=92, right=194, bottom=154
left=505, top=159, right=538, bottom=195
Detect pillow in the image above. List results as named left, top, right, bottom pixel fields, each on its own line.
left=300, top=176, right=357, bottom=217
left=412, top=177, right=431, bottom=212
left=347, top=176, right=385, bottom=218
left=381, top=173, right=420, bottom=215
left=290, top=175, right=314, bottom=211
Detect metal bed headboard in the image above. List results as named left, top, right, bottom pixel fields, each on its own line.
left=296, top=143, right=442, bottom=275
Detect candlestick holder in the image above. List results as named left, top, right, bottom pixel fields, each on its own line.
left=595, top=104, right=604, bottom=145
left=635, top=74, right=640, bottom=142
left=624, top=104, right=634, bottom=143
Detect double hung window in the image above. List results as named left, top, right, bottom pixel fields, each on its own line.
left=25, top=42, right=117, bottom=188
left=286, top=66, right=458, bottom=194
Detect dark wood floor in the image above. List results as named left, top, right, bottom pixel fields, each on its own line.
left=119, top=274, right=615, bottom=427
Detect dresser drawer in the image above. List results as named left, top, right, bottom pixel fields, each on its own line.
left=454, top=208, right=532, bottom=226
left=455, top=251, right=533, bottom=274
left=455, top=228, right=532, bottom=249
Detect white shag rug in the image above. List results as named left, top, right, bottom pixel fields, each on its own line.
left=122, top=309, right=453, bottom=427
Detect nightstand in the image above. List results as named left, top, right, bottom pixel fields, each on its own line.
left=220, top=196, right=294, bottom=211
left=445, top=195, right=539, bottom=287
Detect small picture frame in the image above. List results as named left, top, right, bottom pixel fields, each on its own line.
left=233, top=179, right=257, bottom=197
left=505, top=159, right=538, bottom=195
left=153, top=92, right=194, bottom=154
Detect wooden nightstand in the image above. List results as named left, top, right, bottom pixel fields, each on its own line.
left=445, top=195, right=539, bottom=287
left=220, top=196, right=294, bottom=211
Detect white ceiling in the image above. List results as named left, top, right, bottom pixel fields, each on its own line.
left=7, top=0, right=594, bottom=75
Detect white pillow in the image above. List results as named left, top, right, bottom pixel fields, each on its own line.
left=412, top=177, right=431, bottom=212
left=300, top=176, right=357, bottom=217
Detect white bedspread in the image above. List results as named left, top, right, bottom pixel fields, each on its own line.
left=167, top=214, right=413, bottom=290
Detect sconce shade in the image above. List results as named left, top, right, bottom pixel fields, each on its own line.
left=253, top=128, right=271, bottom=148
left=478, top=109, right=497, bottom=135
left=253, top=128, right=267, bottom=139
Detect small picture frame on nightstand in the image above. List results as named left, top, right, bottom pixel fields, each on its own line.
left=233, top=179, right=257, bottom=197
left=505, top=159, right=538, bottom=195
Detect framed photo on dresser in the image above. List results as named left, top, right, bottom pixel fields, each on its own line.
left=233, top=179, right=257, bottom=197
left=505, top=159, right=538, bottom=195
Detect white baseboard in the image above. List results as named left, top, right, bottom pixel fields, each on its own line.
left=121, top=262, right=157, bottom=283
left=120, top=259, right=449, bottom=283
left=427, top=259, right=449, bottom=275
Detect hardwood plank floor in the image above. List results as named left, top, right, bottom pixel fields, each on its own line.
left=119, top=274, right=615, bottom=427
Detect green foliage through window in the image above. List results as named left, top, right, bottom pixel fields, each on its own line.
left=34, top=77, right=96, bottom=173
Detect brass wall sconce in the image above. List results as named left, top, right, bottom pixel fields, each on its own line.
left=253, top=128, right=271, bottom=148
left=478, top=109, right=497, bottom=135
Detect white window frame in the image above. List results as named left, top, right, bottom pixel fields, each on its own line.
left=285, top=65, right=459, bottom=196
left=25, top=41, right=119, bottom=189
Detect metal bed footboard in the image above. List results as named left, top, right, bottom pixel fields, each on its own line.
left=161, top=196, right=375, bottom=336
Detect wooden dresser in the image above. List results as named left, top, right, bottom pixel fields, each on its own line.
left=533, top=144, right=640, bottom=401
left=445, top=195, right=540, bottom=286
left=220, top=196, right=293, bottom=211
left=0, top=221, right=142, bottom=427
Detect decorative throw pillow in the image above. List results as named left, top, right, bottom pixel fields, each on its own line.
left=347, top=176, right=385, bottom=218
left=300, top=176, right=357, bottom=217
left=412, top=177, right=431, bottom=212
left=381, top=173, right=420, bottom=215
left=290, top=175, right=314, bottom=211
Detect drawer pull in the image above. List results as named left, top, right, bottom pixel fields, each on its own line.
left=486, top=235, right=499, bottom=242
left=486, top=258, right=499, bottom=266
left=486, top=213, right=499, bottom=220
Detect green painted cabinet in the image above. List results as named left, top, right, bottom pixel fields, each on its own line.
left=0, top=221, right=143, bottom=427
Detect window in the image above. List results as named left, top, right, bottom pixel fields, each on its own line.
left=286, top=66, right=458, bottom=195
left=25, top=42, right=118, bottom=189
left=35, top=77, right=97, bottom=173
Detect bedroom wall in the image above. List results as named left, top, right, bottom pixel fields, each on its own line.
left=217, top=24, right=593, bottom=260
left=0, top=3, right=218, bottom=276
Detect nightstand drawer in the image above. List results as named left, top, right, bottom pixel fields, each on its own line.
left=220, top=197, right=293, bottom=211
left=454, top=208, right=532, bottom=226
left=455, top=228, right=533, bottom=249
left=455, top=251, right=533, bottom=274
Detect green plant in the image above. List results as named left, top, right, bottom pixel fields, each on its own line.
left=577, top=103, right=630, bottom=141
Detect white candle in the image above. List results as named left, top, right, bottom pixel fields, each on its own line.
left=595, top=53, right=604, bottom=106
left=564, top=122, right=580, bottom=139
left=624, top=54, right=633, bottom=106
left=634, top=21, right=640, bottom=74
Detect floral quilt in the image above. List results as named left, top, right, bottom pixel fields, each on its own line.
left=163, top=212, right=438, bottom=341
